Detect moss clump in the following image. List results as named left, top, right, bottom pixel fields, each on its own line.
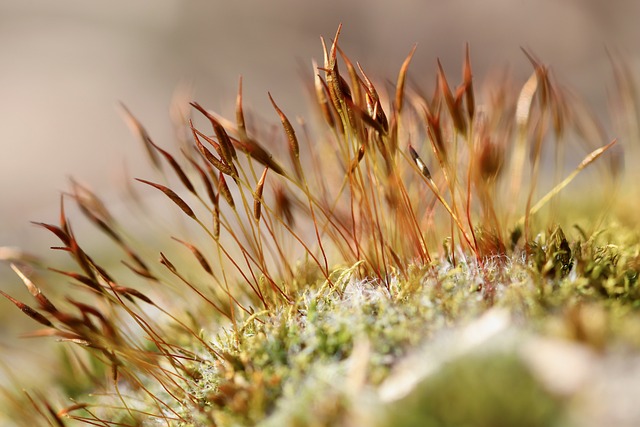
left=386, top=353, right=563, bottom=427
left=136, top=227, right=640, bottom=426
left=2, top=25, right=640, bottom=426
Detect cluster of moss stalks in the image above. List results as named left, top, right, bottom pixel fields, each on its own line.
left=2, top=26, right=640, bottom=426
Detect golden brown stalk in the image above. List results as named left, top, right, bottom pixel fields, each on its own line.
left=519, top=139, right=618, bottom=224
left=408, top=145, right=474, bottom=249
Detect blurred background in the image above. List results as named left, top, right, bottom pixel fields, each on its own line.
left=0, top=0, right=639, bottom=410
left=1, top=0, right=639, bottom=254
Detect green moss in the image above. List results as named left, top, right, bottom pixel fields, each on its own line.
left=152, top=225, right=640, bottom=426
left=384, top=353, right=564, bottom=427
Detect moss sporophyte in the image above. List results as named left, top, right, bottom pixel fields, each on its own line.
left=2, top=25, right=640, bottom=426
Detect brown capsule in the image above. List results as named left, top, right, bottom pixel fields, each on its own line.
left=217, top=172, right=235, bottom=208
left=273, top=184, right=294, bottom=228
left=463, top=43, right=475, bottom=121
left=11, top=264, right=58, bottom=313
left=0, top=290, right=54, bottom=328
left=190, top=123, right=236, bottom=177
left=253, top=167, right=269, bottom=222
left=437, top=59, right=467, bottom=134
left=146, top=139, right=196, bottom=194
left=477, top=136, right=505, bottom=181
left=119, top=103, right=162, bottom=169
left=172, top=237, right=213, bottom=275
left=313, top=59, right=336, bottom=129
left=236, top=76, right=247, bottom=139
left=135, top=178, right=197, bottom=220
left=408, top=145, right=432, bottom=180
left=395, top=44, right=417, bottom=115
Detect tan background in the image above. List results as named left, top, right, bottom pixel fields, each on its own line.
left=1, top=1, right=639, bottom=253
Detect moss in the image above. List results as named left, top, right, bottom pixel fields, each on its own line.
left=3, top=27, right=640, bottom=426
left=384, top=353, right=564, bottom=427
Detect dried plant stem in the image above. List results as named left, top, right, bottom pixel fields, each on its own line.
left=517, top=139, right=617, bottom=226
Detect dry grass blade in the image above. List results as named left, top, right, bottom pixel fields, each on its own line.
left=10, top=263, right=58, bottom=313
left=135, top=178, right=197, bottom=220
left=0, top=290, right=54, bottom=328
left=519, top=139, right=618, bottom=223
left=253, top=167, right=269, bottom=222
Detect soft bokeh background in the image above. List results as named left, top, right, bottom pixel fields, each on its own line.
left=2, top=1, right=639, bottom=253
left=0, top=0, right=638, bottom=412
